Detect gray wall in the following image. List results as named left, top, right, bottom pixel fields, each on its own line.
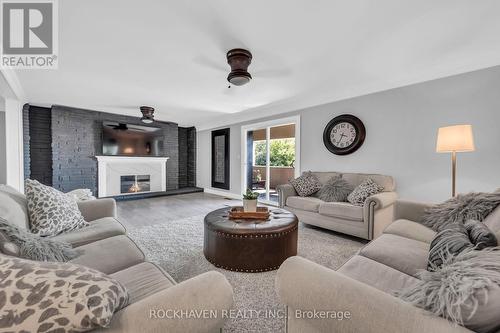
left=50, top=105, right=179, bottom=194
left=197, top=66, right=500, bottom=203
left=0, top=111, right=6, bottom=184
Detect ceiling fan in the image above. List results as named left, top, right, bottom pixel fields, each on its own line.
left=194, top=49, right=291, bottom=90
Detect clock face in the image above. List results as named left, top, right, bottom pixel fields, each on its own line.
left=330, top=122, right=356, bottom=148
left=323, top=114, right=366, bottom=155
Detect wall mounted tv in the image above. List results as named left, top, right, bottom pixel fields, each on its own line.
left=102, top=121, right=164, bottom=156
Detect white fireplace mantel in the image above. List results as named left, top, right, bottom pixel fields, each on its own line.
left=96, top=156, right=169, bottom=198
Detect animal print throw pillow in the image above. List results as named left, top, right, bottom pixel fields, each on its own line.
left=289, top=171, right=323, bottom=197
left=0, top=254, right=129, bottom=332
left=347, top=178, right=384, bottom=206
left=25, top=179, right=88, bottom=236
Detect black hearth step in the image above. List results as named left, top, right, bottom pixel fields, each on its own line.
left=112, top=187, right=204, bottom=201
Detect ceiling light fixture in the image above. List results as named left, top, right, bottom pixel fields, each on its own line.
left=226, top=48, right=252, bottom=86
left=140, top=106, right=154, bottom=123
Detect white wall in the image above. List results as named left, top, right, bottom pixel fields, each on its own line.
left=0, top=107, right=6, bottom=184
left=3, top=99, right=24, bottom=191
left=197, top=66, right=500, bottom=203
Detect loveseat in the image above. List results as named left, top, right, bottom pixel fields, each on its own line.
left=0, top=185, right=234, bottom=333
left=277, top=172, right=397, bottom=240
left=275, top=199, right=500, bottom=333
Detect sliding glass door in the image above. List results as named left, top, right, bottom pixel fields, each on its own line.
left=242, top=117, right=300, bottom=205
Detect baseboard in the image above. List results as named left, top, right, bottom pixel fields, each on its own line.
left=204, top=188, right=241, bottom=200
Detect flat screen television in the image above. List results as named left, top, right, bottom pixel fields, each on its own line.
left=102, top=121, right=164, bottom=156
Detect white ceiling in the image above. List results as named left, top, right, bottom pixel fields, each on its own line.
left=14, top=0, right=500, bottom=129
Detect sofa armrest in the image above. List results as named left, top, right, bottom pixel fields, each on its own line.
left=363, top=192, right=398, bottom=239
left=364, top=191, right=398, bottom=210
left=99, top=271, right=234, bottom=333
left=276, top=256, right=470, bottom=333
left=393, top=199, right=433, bottom=222
left=276, top=183, right=297, bottom=208
left=77, top=198, right=117, bottom=221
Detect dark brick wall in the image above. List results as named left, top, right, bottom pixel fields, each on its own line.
left=28, top=106, right=52, bottom=185
left=178, top=127, right=188, bottom=188
left=178, top=126, right=196, bottom=188
left=186, top=127, right=196, bottom=187
left=51, top=105, right=179, bottom=195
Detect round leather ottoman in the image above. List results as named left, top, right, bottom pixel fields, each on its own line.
left=203, top=207, right=298, bottom=272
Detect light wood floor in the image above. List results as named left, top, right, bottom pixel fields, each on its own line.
left=116, top=192, right=241, bottom=228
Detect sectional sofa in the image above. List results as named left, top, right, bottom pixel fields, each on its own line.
left=0, top=185, right=234, bottom=333
left=276, top=199, right=500, bottom=333
left=277, top=172, right=398, bottom=240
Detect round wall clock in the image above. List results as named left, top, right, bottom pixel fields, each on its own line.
left=323, top=114, right=366, bottom=155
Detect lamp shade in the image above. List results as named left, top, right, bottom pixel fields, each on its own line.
left=436, top=125, right=475, bottom=153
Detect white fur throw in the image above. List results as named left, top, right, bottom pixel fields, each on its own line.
left=421, top=192, right=500, bottom=231
left=398, top=247, right=500, bottom=332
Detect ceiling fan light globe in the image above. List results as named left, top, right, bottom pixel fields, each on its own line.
left=229, top=76, right=251, bottom=86
left=141, top=117, right=154, bottom=124
left=227, top=71, right=252, bottom=86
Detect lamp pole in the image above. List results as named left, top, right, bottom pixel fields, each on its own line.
left=451, top=151, right=456, bottom=197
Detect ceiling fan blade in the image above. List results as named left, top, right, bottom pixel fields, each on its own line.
left=193, top=56, right=227, bottom=72
left=175, top=3, right=246, bottom=53
left=253, top=68, right=292, bottom=78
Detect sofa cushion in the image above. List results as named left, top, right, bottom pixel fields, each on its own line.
left=318, top=202, right=363, bottom=221
left=286, top=196, right=323, bottom=212
left=347, top=178, right=384, bottom=206
left=71, top=235, right=145, bottom=274
left=0, top=254, right=128, bottom=332
left=316, top=176, right=354, bottom=202
left=50, top=217, right=126, bottom=247
left=111, top=262, right=175, bottom=304
left=289, top=171, right=323, bottom=197
left=0, top=185, right=29, bottom=229
left=383, top=219, right=436, bottom=243
left=25, top=179, right=88, bottom=236
left=342, top=173, right=395, bottom=191
left=338, top=255, right=420, bottom=294
left=359, top=234, right=429, bottom=277
left=310, top=172, right=341, bottom=185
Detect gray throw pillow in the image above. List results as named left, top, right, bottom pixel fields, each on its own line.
left=398, top=247, right=500, bottom=333
left=25, top=179, right=89, bottom=236
left=347, top=179, right=384, bottom=206
left=465, top=220, right=498, bottom=250
left=316, top=176, right=353, bottom=202
left=289, top=171, right=322, bottom=197
left=428, top=224, right=473, bottom=271
left=421, top=192, right=500, bottom=232
left=0, top=254, right=129, bottom=331
left=0, top=216, right=80, bottom=262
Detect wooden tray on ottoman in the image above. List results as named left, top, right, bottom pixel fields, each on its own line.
left=228, top=206, right=270, bottom=220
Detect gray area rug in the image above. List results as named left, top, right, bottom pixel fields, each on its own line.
left=127, top=215, right=364, bottom=332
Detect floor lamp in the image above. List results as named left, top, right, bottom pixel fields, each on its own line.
left=436, top=125, right=475, bottom=197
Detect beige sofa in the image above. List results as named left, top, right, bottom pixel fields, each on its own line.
left=0, top=185, right=234, bottom=333
left=277, top=172, right=397, bottom=240
left=276, top=199, right=500, bottom=333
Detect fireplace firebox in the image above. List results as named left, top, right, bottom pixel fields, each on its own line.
left=120, top=175, right=151, bottom=194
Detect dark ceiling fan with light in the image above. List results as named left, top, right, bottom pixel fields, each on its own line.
left=226, top=48, right=252, bottom=86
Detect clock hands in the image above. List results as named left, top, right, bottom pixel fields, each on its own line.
left=338, top=133, right=346, bottom=144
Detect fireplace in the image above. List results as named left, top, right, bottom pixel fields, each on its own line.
left=120, top=175, right=151, bottom=194
left=96, top=156, right=169, bottom=197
